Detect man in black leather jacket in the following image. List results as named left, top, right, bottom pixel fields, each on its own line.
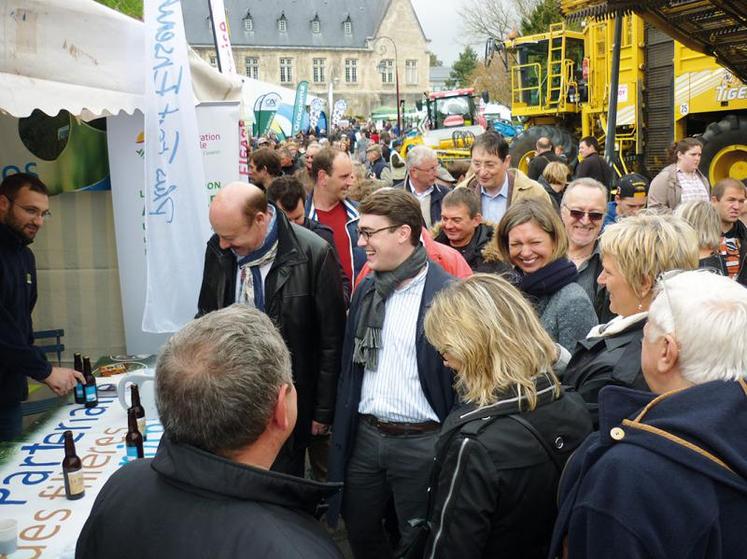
left=196, top=182, right=346, bottom=477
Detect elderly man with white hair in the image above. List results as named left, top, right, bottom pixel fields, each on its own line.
left=550, top=270, right=747, bottom=559
left=398, top=145, right=449, bottom=228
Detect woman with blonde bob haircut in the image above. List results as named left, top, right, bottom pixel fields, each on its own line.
left=564, top=214, right=699, bottom=426
left=420, top=274, right=592, bottom=559
left=482, top=198, right=598, bottom=352
left=673, top=200, right=727, bottom=273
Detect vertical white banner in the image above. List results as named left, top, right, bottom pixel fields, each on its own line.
left=208, top=0, right=237, bottom=75
left=108, top=103, right=240, bottom=353
left=143, top=0, right=211, bottom=332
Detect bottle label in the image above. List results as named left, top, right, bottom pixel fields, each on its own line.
left=74, top=384, right=85, bottom=400
left=66, top=469, right=85, bottom=495
left=84, top=385, right=97, bottom=402
left=137, top=417, right=147, bottom=440
left=126, top=445, right=141, bottom=461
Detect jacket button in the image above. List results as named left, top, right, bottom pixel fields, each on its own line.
left=610, top=427, right=625, bottom=441
left=554, top=436, right=565, bottom=449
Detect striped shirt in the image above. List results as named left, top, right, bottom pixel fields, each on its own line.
left=358, top=265, right=439, bottom=423
left=677, top=168, right=709, bottom=204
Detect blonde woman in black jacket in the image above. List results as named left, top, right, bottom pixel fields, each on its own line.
left=420, top=274, right=592, bottom=559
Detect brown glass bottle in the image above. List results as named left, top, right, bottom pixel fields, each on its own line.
left=82, top=356, right=98, bottom=409
left=125, top=408, right=144, bottom=461
left=129, top=384, right=147, bottom=441
left=73, top=353, right=86, bottom=405
left=62, top=430, right=85, bottom=500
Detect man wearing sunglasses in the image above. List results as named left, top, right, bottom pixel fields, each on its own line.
left=561, top=178, right=611, bottom=321
left=0, top=173, right=84, bottom=441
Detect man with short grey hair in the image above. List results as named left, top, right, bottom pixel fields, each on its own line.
left=77, top=305, right=343, bottom=559
left=561, top=177, right=610, bottom=320
left=551, top=270, right=747, bottom=559
left=399, top=144, right=448, bottom=228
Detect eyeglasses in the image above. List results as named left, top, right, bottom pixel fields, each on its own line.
left=563, top=206, right=605, bottom=222
left=357, top=224, right=400, bottom=241
left=5, top=195, right=52, bottom=222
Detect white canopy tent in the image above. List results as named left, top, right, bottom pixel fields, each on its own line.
left=0, top=0, right=242, bottom=119
left=0, top=0, right=245, bottom=356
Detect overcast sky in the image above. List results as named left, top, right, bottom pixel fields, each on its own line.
left=411, top=0, right=483, bottom=67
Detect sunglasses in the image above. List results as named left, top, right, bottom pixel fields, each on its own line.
left=564, top=206, right=605, bottom=222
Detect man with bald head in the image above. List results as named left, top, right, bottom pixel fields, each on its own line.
left=197, top=182, right=347, bottom=477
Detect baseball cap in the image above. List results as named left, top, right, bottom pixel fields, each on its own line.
left=617, top=173, right=649, bottom=198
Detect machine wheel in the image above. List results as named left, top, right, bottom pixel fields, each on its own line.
left=509, top=125, right=578, bottom=175
left=699, top=114, right=747, bottom=185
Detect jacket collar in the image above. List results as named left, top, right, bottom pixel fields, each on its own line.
left=0, top=222, right=30, bottom=248
left=305, top=195, right=360, bottom=225
left=441, top=373, right=560, bottom=434
left=152, top=436, right=342, bottom=515
left=598, top=380, right=747, bottom=491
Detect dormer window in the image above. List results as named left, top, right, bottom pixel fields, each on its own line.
left=278, top=13, right=287, bottom=33
left=343, top=15, right=352, bottom=35
left=311, top=14, right=321, bottom=34
left=243, top=11, right=253, bottom=32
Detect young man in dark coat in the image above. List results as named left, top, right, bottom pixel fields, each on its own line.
left=0, top=173, right=83, bottom=441
left=327, top=189, right=456, bottom=559
left=551, top=271, right=747, bottom=559
left=76, top=306, right=343, bottom=559
left=196, top=182, right=346, bottom=477
left=574, top=136, right=612, bottom=187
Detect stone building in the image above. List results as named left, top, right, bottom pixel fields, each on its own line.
left=183, top=0, right=431, bottom=119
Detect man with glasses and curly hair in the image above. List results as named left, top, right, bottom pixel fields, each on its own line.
left=0, top=173, right=84, bottom=441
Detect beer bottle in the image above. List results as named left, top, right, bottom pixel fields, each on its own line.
left=73, top=353, right=86, bottom=405
left=129, top=384, right=147, bottom=441
left=125, top=408, right=144, bottom=461
left=82, top=356, right=98, bottom=409
left=62, top=430, right=85, bottom=500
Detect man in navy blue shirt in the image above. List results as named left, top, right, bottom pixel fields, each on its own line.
left=0, top=173, right=83, bottom=441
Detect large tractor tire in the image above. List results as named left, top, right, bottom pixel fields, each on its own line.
left=699, top=114, right=747, bottom=185
left=509, top=125, right=578, bottom=175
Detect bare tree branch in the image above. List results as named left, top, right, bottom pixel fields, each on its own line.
left=459, top=0, right=541, bottom=40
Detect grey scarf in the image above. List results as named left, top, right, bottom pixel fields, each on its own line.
left=353, top=244, right=428, bottom=370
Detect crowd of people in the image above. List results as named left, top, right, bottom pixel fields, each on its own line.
left=1, top=123, right=746, bottom=559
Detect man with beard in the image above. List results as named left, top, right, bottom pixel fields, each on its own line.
left=0, top=173, right=83, bottom=441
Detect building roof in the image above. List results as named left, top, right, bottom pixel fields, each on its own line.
left=183, top=0, right=392, bottom=49
left=429, top=66, right=452, bottom=81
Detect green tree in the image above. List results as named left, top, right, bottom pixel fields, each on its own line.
left=95, top=0, right=143, bottom=19
left=447, top=46, right=479, bottom=88
left=429, top=52, right=444, bottom=67
left=520, top=0, right=563, bottom=35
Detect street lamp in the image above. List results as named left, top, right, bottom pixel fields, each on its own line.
left=374, top=35, right=401, bottom=132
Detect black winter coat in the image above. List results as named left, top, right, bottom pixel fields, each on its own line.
left=434, top=223, right=495, bottom=272
left=0, top=223, right=51, bottom=405
left=76, top=437, right=343, bottom=559
left=423, top=374, right=592, bottom=559
left=563, top=317, right=649, bottom=428
left=196, top=211, right=347, bottom=444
